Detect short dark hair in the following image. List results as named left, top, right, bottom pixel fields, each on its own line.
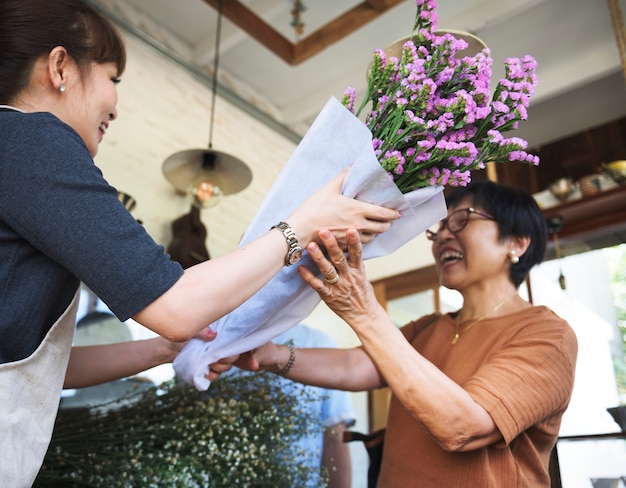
left=0, top=0, right=126, bottom=103
left=445, top=180, right=547, bottom=288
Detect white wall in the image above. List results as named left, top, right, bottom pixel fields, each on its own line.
left=96, top=35, right=295, bottom=258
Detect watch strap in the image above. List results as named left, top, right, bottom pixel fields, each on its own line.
left=271, top=221, right=303, bottom=266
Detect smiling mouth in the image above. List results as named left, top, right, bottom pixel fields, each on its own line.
left=440, top=250, right=463, bottom=264
left=99, top=123, right=107, bottom=134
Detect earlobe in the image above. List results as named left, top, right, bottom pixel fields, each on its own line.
left=47, top=46, right=70, bottom=92
left=508, top=236, right=531, bottom=263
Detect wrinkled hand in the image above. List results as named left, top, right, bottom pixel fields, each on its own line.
left=298, top=228, right=381, bottom=329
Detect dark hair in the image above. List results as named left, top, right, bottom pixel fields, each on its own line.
left=446, top=180, right=547, bottom=288
left=0, top=0, right=126, bottom=103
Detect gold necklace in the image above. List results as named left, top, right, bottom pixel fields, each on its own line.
left=452, top=292, right=517, bottom=345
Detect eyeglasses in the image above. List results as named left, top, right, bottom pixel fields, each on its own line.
left=425, top=207, right=496, bottom=241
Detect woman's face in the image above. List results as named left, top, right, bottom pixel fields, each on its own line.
left=63, top=62, right=120, bottom=157
left=430, top=199, right=512, bottom=292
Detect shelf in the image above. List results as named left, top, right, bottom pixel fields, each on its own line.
left=542, top=185, right=626, bottom=256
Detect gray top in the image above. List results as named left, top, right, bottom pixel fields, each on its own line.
left=0, top=108, right=182, bottom=362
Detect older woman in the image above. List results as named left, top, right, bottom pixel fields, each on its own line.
left=0, top=0, right=399, bottom=484
left=230, top=180, right=578, bottom=487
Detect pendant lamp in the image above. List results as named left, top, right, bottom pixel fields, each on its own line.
left=162, top=0, right=252, bottom=209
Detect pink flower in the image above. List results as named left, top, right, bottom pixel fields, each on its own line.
left=341, top=86, right=357, bottom=113
left=340, top=0, right=539, bottom=193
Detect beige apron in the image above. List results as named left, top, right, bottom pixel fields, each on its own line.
left=0, top=289, right=80, bottom=487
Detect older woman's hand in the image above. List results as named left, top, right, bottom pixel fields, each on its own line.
left=297, top=228, right=381, bottom=330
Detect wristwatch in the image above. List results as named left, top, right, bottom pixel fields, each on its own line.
left=271, top=221, right=303, bottom=266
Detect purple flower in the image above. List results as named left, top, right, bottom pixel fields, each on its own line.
left=341, top=86, right=357, bottom=113
left=339, top=0, right=539, bottom=193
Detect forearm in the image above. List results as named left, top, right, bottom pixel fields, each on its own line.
left=64, top=338, right=175, bottom=389
left=266, top=344, right=382, bottom=392
left=133, top=229, right=289, bottom=341
left=353, top=309, right=500, bottom=451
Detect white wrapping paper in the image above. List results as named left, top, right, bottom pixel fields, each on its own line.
left=174, top=97, right=446, bottom=390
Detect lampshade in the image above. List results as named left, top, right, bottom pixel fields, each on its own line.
left=162, top=148, right=252, bottom=208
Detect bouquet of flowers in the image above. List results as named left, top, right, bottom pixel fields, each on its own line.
left=342, top=0, right=539, bottom=192
left=174, top=0, right=539, bottom=390
left=35, top=375, right=322, bottom=487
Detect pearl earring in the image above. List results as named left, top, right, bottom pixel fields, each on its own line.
left=59, top=84, right=66, bottom=93
left=509, top=251, right=519, bottom=264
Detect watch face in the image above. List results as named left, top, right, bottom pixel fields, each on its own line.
left=288, top=248, right=304, bottom=265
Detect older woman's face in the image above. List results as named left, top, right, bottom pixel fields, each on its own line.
left=430, top=199, right=511, bottom=291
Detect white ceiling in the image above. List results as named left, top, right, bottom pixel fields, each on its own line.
left=91, top=0, right=626, bottom=149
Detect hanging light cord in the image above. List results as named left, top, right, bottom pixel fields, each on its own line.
left=208, top=0, right=224, bottom=149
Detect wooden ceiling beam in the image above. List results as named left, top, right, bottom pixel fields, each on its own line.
left=294, top=0, right=406, bottom=64
left=202, top=0, right=294, bottom=64
left=203, top=0, right=405, bottom=66
left=366, top=0, right=406, bottom=10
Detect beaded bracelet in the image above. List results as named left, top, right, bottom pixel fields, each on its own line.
left=278, top=343, right=296, bottom=376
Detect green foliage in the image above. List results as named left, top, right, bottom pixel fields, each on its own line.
left=35, top=374, right=324, bottom=487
